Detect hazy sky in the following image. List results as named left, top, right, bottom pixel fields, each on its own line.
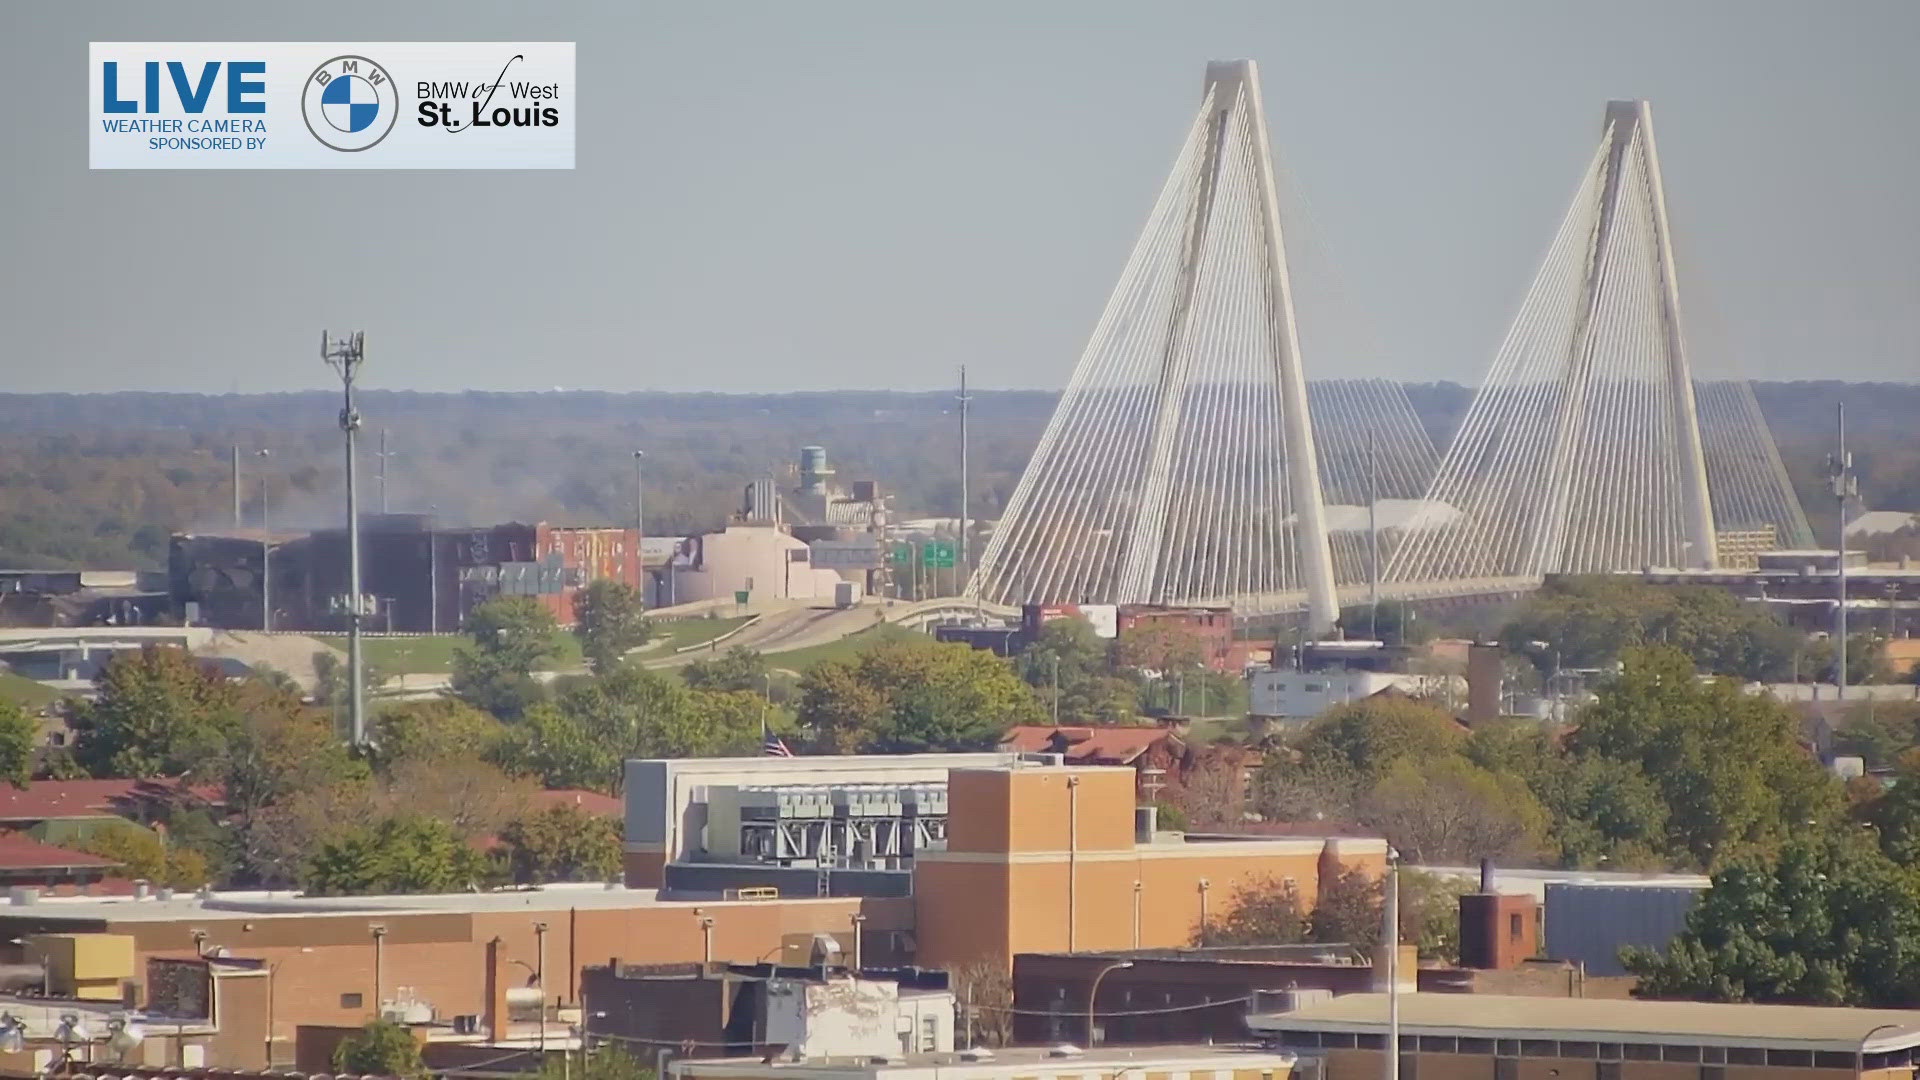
left=5, top=1, right=1916, bottom=394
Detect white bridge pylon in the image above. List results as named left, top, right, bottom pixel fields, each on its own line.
left=1386, top=99, right=1812, bottom=587
left=967, top=59, right=1354, bottom=632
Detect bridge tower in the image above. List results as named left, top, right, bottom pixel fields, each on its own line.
left=1388, top=100, right=1810, bottom=587
left=968, top=59, right=1341, bottom=632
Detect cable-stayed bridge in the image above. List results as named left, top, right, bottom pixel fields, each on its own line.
left=966, top=63, right=1808, bottom=633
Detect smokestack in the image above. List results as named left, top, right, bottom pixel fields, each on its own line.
left=1479, top=858, right=1495, bottom=894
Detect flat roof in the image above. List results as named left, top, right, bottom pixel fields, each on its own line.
left=0, top=882, right=859, bottom=924
left=674, top=1045, right=1299, bottom=1079
left=1250, top=993, right=1920, bottom=1053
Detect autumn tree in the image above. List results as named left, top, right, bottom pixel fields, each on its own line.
left=369, top=699, right=505, bottom=772
left=1500, top=576, right=1802, bottom=682
left=1202, top=875, right=1307, bottom=946
left=492, top=667, right=763, bottom=791
left=573, top=580, right=653, bottom=672
left=1293, top=696, right=1466, bottom=785
left=73, top=821, right=209, bottom=889
left=500, top=805, right=622, bottom=884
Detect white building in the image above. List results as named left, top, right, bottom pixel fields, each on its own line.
left=1248, top=667, right=1441, bottom=721
left=764, top=974, right=954, bottom=1058
left=670, top=525, right=846, bottom=604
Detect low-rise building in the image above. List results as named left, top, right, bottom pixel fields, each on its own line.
left=1250, top=992, right=1920, bottom=1080
left=670, top=1046, right=1306, bottom=1080
left=582, top=962, right=953, bottom=1059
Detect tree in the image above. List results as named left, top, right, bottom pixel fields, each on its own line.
left=451, top=596, right=561, bottom=719
left=536, top=1046, right=653, bottom=1080
left=73, top=646, right=240, bottom=778
left=73, top=820, right=209, bottom=889
left=305, top=814, right=491, bottom=896
left=681, top=646, right=769, bottom=693
left=311, top=650, right=389, bottom=708
left=0, top=698, right=36, bottom=789
left=492, top=668, right=763, bottom=791
left=333, top=1019, right=425, bottom=1078
left=378, top=755, right=534, bottom=841
left=1293, top=697, right=1466, bottom=785
left=945, top=960, right=1013, bottom=1049
left=1571, top=646, right=1840, bottom=868
left=1856, top=749, right=1920, bottom=866
left=573, top=580, right=653, bottom=673
left=1359, top=757, right=1548, bottom=865
left=1015, top=618, right=1136, bottom=725
left=1500, top=576, right=1801, bottom=682
left=1624, top=835, right=1920, bottom=1006
left=798, top=638, right=1043, bottom=753
left=500, top=805, right=621, bottom=884
left=370, top=699, right=506, bottom=772
left=1202, top=875, right=1307, bottom=946
left=1832, top=702, right=1920, bottom=769
left=1306, top=865, right=1380, bottom=947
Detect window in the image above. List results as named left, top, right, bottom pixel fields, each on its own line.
left=920, top=1015, right=937, bottom=1053
left=1701, top=1047, right=1726, bottom=1065
left=1622, top=1045, right=1662, bottom=1062
left=1417, top=1037, right=1456, bottom=1053
left=1303, top=682, right=1324, bottom=693
left=1509, top=913, right=1523, bottom=941
left=340, top=993, right=363, bottom=1009
left=1765, top=1050, right=1813, bottom=1068
left=1457, top=1039, right=1495, bottom=1055
left=1559, top=1043, right=1597, bottom=1060
left=1726, top=1049, right=1764, bottom=1066
left=1661, top=1046, right=1702, bottom=1063
left=1813, top=1053, right=1854, bottom=1071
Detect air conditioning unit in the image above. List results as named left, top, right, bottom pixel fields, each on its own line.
left=452, top=1015, right=481, bottom=1035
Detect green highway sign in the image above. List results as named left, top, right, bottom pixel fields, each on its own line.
left=891, top=543, right=913, bottom=567
left=925, top=541, right=956, bottom=569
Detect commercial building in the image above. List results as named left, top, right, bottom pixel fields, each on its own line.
left=1249, top=992, right=1920, bottom=1080
left=625, top=755, right=1386, bottom=968
left=670, top=1046, right=1306, bottom=1080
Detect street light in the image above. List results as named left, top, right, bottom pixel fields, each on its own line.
left=0, top=1013, right=25, bottom=1054
left=1086, top=960, right=1134, bottom=1047
left=257, top=449, right=273, bottom=632
left=105, top=1016, right=144, bottom=1062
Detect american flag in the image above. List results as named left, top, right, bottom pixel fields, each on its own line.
left=762, top=734, right=794, bottom=757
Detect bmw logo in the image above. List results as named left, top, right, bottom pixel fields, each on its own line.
left=302, top=55, right=398, bottom=152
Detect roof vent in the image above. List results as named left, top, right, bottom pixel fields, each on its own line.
left=1048, top=1045, right=1084, bottom=1059
left=8, top=887, right=38, bottom=906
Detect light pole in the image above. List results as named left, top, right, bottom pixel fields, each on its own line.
left=1385, top=849, right=1401, bottom=1080
left=536, top=921, right=550, bottom=1054
left=257, top=449, right=272, bottom=632
left=1857, top=1022, right=1903, bottom=1077
left=323, top=330, right=369, bottom=746
left=850, top=912, right=866, bottom=971
left=1830, top=402, right=1857, bottom=701
left=1051, top=654, right=1060, bottom=725
left=633, top=450, right=646, bottom=539
left=1086, top=960, right=1133, bottom=1047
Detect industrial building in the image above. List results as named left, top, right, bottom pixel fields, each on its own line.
left=670, top=1046, right=1307, bottom=1080
left=169, top=516, right=640, bottom=632
left=1249, top=992, right=1920, bottom=1080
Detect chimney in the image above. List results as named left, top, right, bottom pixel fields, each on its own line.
left=486, top=937, right=510, bottom=1042
left=1479, top=858, right=1495, bottom=894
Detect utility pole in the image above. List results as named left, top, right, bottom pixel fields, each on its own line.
left=1385, top=852, right=1401, bottom=1080
left=323, top=331, right=369, bottom=747
left=633, top=450, right=646, bottom=537
left=957, top=366, right=971, bottom=602
left=231, top=446, right=242, bottom=527
left=377, top=428, right=392, bottom=514
left=1829, top=402, right=1857, bottom=701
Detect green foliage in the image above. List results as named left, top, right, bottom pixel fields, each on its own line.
left=573, top=579, right=653, bottom=673
left=1013, top=618, right=1136, bottom=724
left=1802, top=633, right=1896, bottom=686
left=311, top=649, right=391, bottom=707
left=451, top=596, right=562, bottom=719
left=73, top=820, right=209, bottom=889
left=681, top=646, right=769, bottom=693
left=1362, top=756, right=1549, bottom=864
left=332, top=1019, right=426, bottom=1078
left=1206, top=868, right=1471, bottom=962
left=1831, top=702, right=1920, bottom=768
left=536, top=1046, right=654, bottom=1080
left=1855, top=750, right=1920, bottom=866
left=370, top=699, right=505, bottom=772
left=798, top=638, right=1043, bottom=753
left=1624, top=834, right=1920, bottom=1006
left=73, top=646, right=241, bottom=779
left=493, top=666, right=763, bottom=791
left=304, top=814, right=491, bottom=896
left=500, top=805, right=622, bottom=884
left=1500, top=576, right=1801, bottom=681
left=0, top=698, right=36, bottom=788
left=1571, top=646, right=1839, bottom=868
left=1149, top=800, right=1189, bottom=832
left=1293, top=697, right=1465, bottom=785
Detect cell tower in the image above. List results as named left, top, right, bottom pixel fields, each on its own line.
left=968, top=59, right=1340, bottom=632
